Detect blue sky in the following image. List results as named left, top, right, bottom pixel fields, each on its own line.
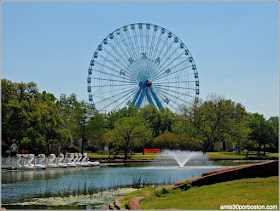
left=2, top=1, right=279, bottom=118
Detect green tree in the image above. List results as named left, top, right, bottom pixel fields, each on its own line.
left=106, top=105, right=138, bottom=130
left=1, top=79, right=38, bottom=151
left=138, top=126, right=153, bottom=155
left=268, top=116, right=279, bottom=151
left=140, top=104, right=162, bottom=137
left=58, top=94, right=97, bottom=152
left=87, top=113, right=108, bottom=152
left=159, top=107, right=176, bottom=134
left=102, top=130, right=121, bottom=158
left=2, top=79, right=72, bottom=154
left=181, top=96, right=247, bottom=153
left=248, top=113, right=277, bottom=156
left=113, top=116, right=151, bottom=160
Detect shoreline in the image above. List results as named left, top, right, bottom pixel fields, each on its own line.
left=1, top=158, right=277, bottom=171
left=94, top=157, right=278, bottom=164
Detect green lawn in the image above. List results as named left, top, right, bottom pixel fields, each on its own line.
left=206, top=152, right=279, bottom=160
left=87, top=153, right=110, bottom=159
left=119, top=186, right=158, bottom=208
left=87, top=152, right=157, bottom=160
left=87, top=152, right=278, bottom=160
left=139, top=176, right=279, bottom=210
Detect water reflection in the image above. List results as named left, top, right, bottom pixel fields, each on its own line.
left=2, top=167, right=92, bottom=184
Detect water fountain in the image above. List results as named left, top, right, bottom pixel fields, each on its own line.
left=161, top=150, right=209, bottom=167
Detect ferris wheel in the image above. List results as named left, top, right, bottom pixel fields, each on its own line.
left=87, top=23, right=199, bottom=113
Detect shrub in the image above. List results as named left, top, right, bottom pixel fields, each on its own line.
left=178, top=136, right=203, bottom=151
left=87, top=145, right=98, bottom=153
left=153, top=133, right=180, bottom=149
left=153, top=133, right=203, bottom=150
left=155, top=187, right=171, bottom=197
left=180, top=180, right=192, bottom=191
left=67, top=145, right=80, bottom=153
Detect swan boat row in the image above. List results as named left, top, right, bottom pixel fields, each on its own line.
left=14, top=153, right=100, bottom=170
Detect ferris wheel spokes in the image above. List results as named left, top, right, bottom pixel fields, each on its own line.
left=88, top=23, right=199, bottom=113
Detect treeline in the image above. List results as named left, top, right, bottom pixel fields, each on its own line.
left=2, top=79, right=278, bottom=158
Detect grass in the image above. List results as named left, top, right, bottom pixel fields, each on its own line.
left=139, top=176, right=279, bottom=210
left=267, top=153, right=279, bottom=158
left=206, top=152, right=279, bottom=160
left=87, top=152, right=278, bottom=161
left=119, top=186, right=158, bottom=208
left=131, top=154, right=157, bottom=160
left=87, top=153, right=111, bottom=159
left=87, top=152, right=157, bottom=160
left=34, top=181, right=101, bottom=199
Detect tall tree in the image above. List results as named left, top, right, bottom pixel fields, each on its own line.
left=159, top=107, right=176, bottom=134
left=140, top=104, right=162, bottom=137
left=106, top=105, right=138, bottom=130
left=2, top=79, right=72, bottom=154
left=113, top=116, right=151, bottom=160
left=268, top=116, right=279, bottom=151
left=86, top=113, right=107, bottom=152
left=58, top=94, right=98, bottom=152
left=181, top=96, right=247, bottom=153
left=2, top=79, right=38, bottom=150
left=248, top=113, right=276, bottom=156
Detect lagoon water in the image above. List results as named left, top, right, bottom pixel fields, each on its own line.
left=1, top=161, right=261, bottom=209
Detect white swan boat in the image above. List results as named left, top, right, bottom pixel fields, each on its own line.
left=15, top=154, right=22, bottom=169
left=57, top=153, right=67, bottom=168
left=66, top=153, right=75, bottom=167
left=76, top=153, right=83, bottom=166
left=81, top=153, right=89, bottom=167
left=83, top=153, right=100, bottom=167
left=46, top=154, right=57, bottom=168
left=20, top=154, right=35, bottom=170
left=13, top=153, right=100, bottom=170
left=34, top=154, right=46, bottom=169
left=73, top=153, right=79, bottom=165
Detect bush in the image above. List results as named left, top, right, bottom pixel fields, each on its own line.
left=87, top=145, right=98, bottom=153
left=153, top=133, right=203, bottom=150
left=179, top=136, right=203, bottom=151
left=153, top=133, right=180, bottom=149
left=180, top=180, right=192, bottom=191
left=67, top=145, right=80, bottom=153
left=155, top=187, right=171, bottom=197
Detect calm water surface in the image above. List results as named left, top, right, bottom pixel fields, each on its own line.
left=1, top=161, right=263, bottom=209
